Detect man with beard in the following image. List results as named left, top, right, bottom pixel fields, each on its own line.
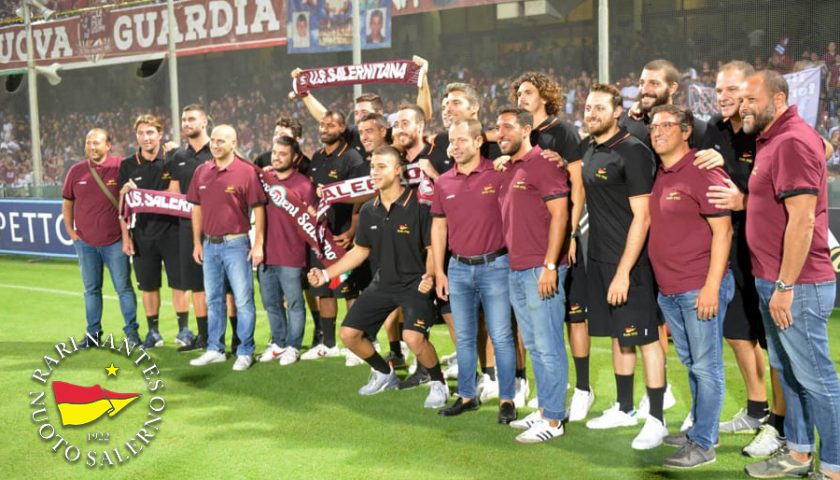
left=739, top=70, right=840, bottom=480
left=495, top=107, right=570, bottom=443
left=511, top=70, right=592, bottom=419
left=187, top=125, right=266, bottom=371
left=119, top=114, right=188, bottom=349
left=165, top=105, right=212, bottom=352
left=581, top=84, right=668, bottom=451
left=302, top=111, right=367, bottom=361
left=254, top=117, right=310, bottom=174
left=308, top=145, right=450, bottom=410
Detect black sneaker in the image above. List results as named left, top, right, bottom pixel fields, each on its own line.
left=498, top=401, right=518, bottom=424
left=383, top=351, right=407, bottom=370
left=178, top=335, right=207, bottom=353
left=398, top=366, right=430, bottom=390
left=78, top=332, right=102, bottom=349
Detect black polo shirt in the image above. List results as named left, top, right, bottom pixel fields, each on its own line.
left=531, top=116, right=582, bottom=162
left=620, top=111, right=728, bottom=160
left=120, top=151, right=178, bottom=238
left=356, top=187, right=431, bottom=291
left=309, top=139, right=366, bottom=234
left=254, top=150, right=311, bottom=175
left=428, top=131, right=502, bottom=177
left=708, top=113, right=757, bottom=195
left=164, top=141, right=212, bottom=194
left=582, top=128, right=656, bottom=265
left=344, top=125, right=393, bottom=156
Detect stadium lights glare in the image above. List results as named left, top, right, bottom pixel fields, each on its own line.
left=15, top=0, right=55, bottom=21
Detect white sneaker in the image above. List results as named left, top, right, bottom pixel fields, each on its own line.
left=478, top=374, right=499, bottom=402
left=372, top=340, right=381, bottom=353
left=400, top=341, right=410, bottom=360
left=527, top=396, right=539, bottom=409
left=301, top=344, right=340, bottom=360
left=510, top=410, right=543, bottom=430
left=408, top=355, right=418, bottom=375
left=514, top=378, right=530, bottom=408
left=631, top=416, right=668, bottom=450
left=258, top=343, right=286, bottom=363
left=637, top=384, right=676, bottom=419
left=190, top=350, right=226, bottom=366
left=567, top=387, right=595, bottom=422
left=358, top=368, right=399, bottom=395
left=443, top=363, right=459, bottom=380
left=232, top=355, right=253, bottom=371
left=586, top=403, right=639, bottom=430
left=516, top=420, right=564, bottom=444
left=441, top=351, right=457, bottom=365
left=742, top=424, right=786, bottom=458
left=343, top=348, right=364, bottom=367
left=680, top=412, right=694, bottom=432
left=278, top=347, right=300, bottom=366
left=424, top=381, right=450, bottom=408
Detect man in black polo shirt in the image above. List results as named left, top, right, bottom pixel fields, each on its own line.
left=581, top=84, right=668, bottom=451
left=254, top=116, right=311, bottom=174
left=511, top=71, right=592, bottom=417
left=119, top=114, right=189, bottom=350
left=308, top=145, right=449, bottom=409
left=302, top=110, right=367, bottom=361
left=165, top=104, right=212, bottom=352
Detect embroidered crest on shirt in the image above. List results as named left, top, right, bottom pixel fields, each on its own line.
left=397, top=224, right=410, bottom=234
left=595, top=167, right=608, bottom=180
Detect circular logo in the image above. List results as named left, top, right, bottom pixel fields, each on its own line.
left=268, top=185, right=287, bottom=207
left=28, top=333, right=167, bottom=468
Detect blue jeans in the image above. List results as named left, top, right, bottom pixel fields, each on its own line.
left=509, top=265, right=569, bottom=421
left=756, top=278, right=840, bottom=472
left=258, top=265, right=305, bottom=350
left=203, top=236, right=256, bottom=356
left=448, top=254, right=516, bottom=401
left=657, top=270, right=734, bottom=450
left=73, top=238, right=138, bottom=336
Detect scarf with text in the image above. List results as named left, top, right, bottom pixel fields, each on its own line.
left=292, top=60, right=425, bottom=96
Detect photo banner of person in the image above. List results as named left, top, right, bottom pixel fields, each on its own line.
left=688, top=66, right=822, bottom=126
left=287, top=0, right=391, bottom=54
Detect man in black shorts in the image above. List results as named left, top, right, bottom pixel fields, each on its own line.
left=307, top=146, right=449, bottom=409
left=580, top=84, right=667, bottom=451
left=119, top=114, right=190, bottom=349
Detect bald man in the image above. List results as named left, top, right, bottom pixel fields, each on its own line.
left=186, top=125, right=267, bottom=371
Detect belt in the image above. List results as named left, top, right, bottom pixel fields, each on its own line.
left=206, top=233, right=248, bottom=244
left=452, top=248, right=507, bottom=266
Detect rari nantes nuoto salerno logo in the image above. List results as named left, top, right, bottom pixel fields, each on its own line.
left=29, top=334, right=167, bottom=468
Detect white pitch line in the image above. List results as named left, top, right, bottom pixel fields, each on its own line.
left=0, top=283, right=118, bottom=300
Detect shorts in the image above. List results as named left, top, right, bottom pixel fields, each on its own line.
left=178, top=219, right=204, bottom=292
left=586, top=257, right=659, bottom=347
left=342, top=280, right=437, bottom=339
left=308, top=250, right=364, bottom=299
left=723, top=230, right=766, bottom=348
left=565, top=246, right=588, bottom=323
left=132, top=227, right=181, bottom=291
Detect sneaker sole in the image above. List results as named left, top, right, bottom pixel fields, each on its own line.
left=721, top=427, right=761, bottom=435
left=360, top=380, right=399, bottom=396
left=586, top=420, right=638, bottom=430
left=664, top=456, right=716, bottom=469
left=516, top=431, right=563, bottom=443
left=190, top=357, right=226, bottom=366
left=743, top=465, right=811, bottom=479
left=175, top=338, right=191, bottom=347
left=632, top=438, right=665, bottom=450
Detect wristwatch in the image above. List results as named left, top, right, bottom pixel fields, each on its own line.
left=774, top=279, right=794, bottom=292
left=544, top=262, right=557, bottom=271
left=570, top=230, right=581, bottom=239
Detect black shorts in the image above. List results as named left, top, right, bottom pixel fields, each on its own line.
left=723, top=232, right=766, bottom=348
left=586, top=257, right=659, bottom=347
left=565, top=246, right=588, bottom=323
left=132, top=227, right=181, bottom=291
left=308, top=250, right=363, bottom=299
left=178, top=220, right=204, bottom=292
left=342, top=280, right=437, bottom=339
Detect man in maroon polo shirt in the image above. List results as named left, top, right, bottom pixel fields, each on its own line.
left=647, top=104, right=734, bottom=468
left=257, top=136, right=317, bottom=366
left=187, top=124, right=267, bottom=372
left=495, top=107, right=571, bottom=444
left=62, top=128, right=140, bottom=348
left=741, top=70, right=840, bottom=480
left=432, top=118, right=517, bottom=425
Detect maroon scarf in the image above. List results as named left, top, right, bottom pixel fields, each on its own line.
left=293, top=60, right=425, bottom=97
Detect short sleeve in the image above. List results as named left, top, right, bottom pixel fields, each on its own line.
left=695, top=166, right=732, bottom=217
left=342, top=125, right=358, bottom=146
left=534, top=157, right=570, bottom=201
left=624, top=143, right=656, bottom=197
left=354, top=202, right=373, bottom=248
left=118, top=158, right=130, bottom=186
left=245, top=165, right=268, bottom=206
left=186, top=166, right=202, bottom=204
left=773, top=138, right=823, bottom=200
left=419, top=203, right=432, bottom=248
left=555, top=123, right=582, bottom=162
left=302, top=179, right=318, bottom=208
left=61, top=164, right=76, bottom=200
left=430, top=175, right=445, bottom=217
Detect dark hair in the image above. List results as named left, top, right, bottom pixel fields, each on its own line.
left=322, top=110, right=346, bottom=126
left=650, top=104, right=694, bottom=133
left=510, top=71, right=564, bottom=116
left=589, top=82, right=623, bottom=109
left=370, top=9, right=383, bottom=21
left=497, top=106, right=534, bottom=128
left=359, top=112, right=388, bottom=130
left=450, top=118, right=483, bottom=139
left=446, top=82, right=481, bottom=110
left=275, top=116, right=303, bottom=139
left=182, top=104, right=206, bottom=115
left=355, top=93, right=384, bottom=113
left=134, top=114, right=163, bottom=133
left=371, top=145, right=402, bottom=165
left=397, top=103, right=426, bottom=124
left=274, top=135, right=301, bottom=156
left=643, top=59, right=680, bottom=85
left=296, top=13, right=307, bottom=24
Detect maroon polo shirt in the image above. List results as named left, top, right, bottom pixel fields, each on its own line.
left=61, top=155, right=122, bottom=247
left=498, top=146, right=570, bottom=270
left=430, top=158, right=506, bottom=257
left=186, top=157, right=267, bottom=237
left=746, top=105, right=834, bottom=283
left=649, top=149, right=732, bottom=295
left=263, top=170, right=317, bottom=268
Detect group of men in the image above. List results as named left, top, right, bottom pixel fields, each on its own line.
left=61, top=57, right=840, bottom=478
